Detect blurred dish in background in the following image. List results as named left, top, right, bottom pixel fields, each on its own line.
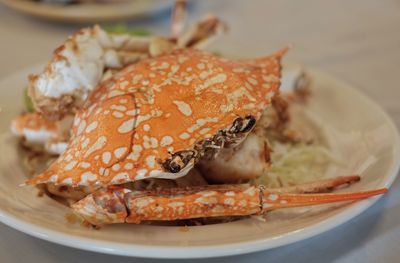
left=36, top=0, right=130, bottom=4
left=0, top=0, right=174, bottom=23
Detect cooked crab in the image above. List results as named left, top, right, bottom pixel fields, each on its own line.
left=12, top=0, right=387, bottom=226
left=21, top=48, right=387, bottom=225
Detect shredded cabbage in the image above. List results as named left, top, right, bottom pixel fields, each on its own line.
left=254, top=140, right=334, bottom=188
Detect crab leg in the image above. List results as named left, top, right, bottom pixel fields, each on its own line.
left=261, top=175, right=387, bottom=212
left=261, top=188, right=387, bottom=212
left=176, top=13, right=227, bottom=48
left=270, top=175, right=361, bottom=194
left=71, top=175, right=387, bottom=225
left=170, top=0, right=187, bottom=39
left=125, top=185, right=261, bottom=224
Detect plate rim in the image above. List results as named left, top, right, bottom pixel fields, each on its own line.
left=0, top=66, right=399, bottom=259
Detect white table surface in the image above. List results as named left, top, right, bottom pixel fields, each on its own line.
left=1, top=0, right=400, bottom=262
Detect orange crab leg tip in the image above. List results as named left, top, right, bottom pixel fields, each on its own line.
left=261, top=188, right=388, bottom=211
left=273, top=46, right=290, bottom=59
left=280, top=46, right=290, bottom=55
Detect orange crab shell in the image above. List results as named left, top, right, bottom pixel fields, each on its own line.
left=27, top=48, right=287, bottom=187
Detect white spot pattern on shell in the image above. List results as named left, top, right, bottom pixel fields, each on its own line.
left=64, top=160, right=78, bottom=171
left=239, top=200, right=248, bottom=207
left=268, top=194, right=278, bottom=201
left=134, top=197, right=155, bottom=208
left=168, top=202, right=185, bottom=208
left=112, top=111, right=124, bottom=118
left=114, top=147, right=127, bottom=158
left=225, top=191, right=236, bottom=197
left=196, top=73, right=227, bottom=93
left=135, top=169, right=148, bottom=180
left=173, top=100, right=192, bottom=116
left=199, top=128, right=211, bottom=135
left=243, top=187, right=257, bottom=196
left=111, top=163, right=120, bottom=171
left=179, top=133, right=190, bottom=140
left=110, top=105, right=127, bottom=112
left=49, top=175, right=58, bottom=183
left=102, top=152, right=111, bottom=164
left=79, top=172, right=97, bottom=185
left=127, top=145, right=143, bottom=161
left=77, top=120, right=86, bottom=135
left=79, top=162, right=91, bottom=169
left=224, top=198, right=235, bottom=206
left=124, top=163, right=134, bottom=170
left=62, top=178, right=72, bottom=185
left=84, top=136, right=107, bottom=158
left=85, top=121, right=98, bottom=133
left=145, top=155, right=156, bottom=168
left=143, top=136, right=158, bottom=149
left=160, top=136, right=173, bottom=147
left=118, top=118, right=135, bottom=134
left=111, top=173, right=129, bottom=184
left=81, top=137, right=90, bottom=148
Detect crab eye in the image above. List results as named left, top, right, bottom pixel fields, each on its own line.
left=163, top=150, right=196, bottom=173
left=229, top=115, right=256, bottom=133
left=240, top=115, right=256, bottom=133
left=168, top=157, right=184, bottom=173
left=229, top=117, right=244, bottom=133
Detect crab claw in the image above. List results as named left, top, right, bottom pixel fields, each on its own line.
left=261, top=188, right=388, bottom=212
left=71, top=175, right=388, bottom=226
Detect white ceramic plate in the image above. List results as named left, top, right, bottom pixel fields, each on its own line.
left=0, top=0, right=173, bottom=23
left=0, top=64, right=399, bottom=259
